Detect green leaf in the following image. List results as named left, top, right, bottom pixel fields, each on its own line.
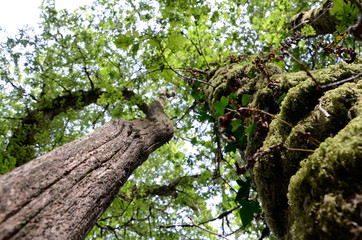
left=239, top=135, right=247, bottom=149
left=131, top=42, right=140, bottom=56
left=241, top=94, right=251, bottom=106
left=330, top=0, right=344, bottom=16
left=235, top=177, right=251, bottom=202
left=250, top=200, right=262, bottom=214
left=199, top=111, right=214, bottom=122
left=250, top=69, right=256, bottom=79
left=167, top=33, right=187, bottom=51
left=229, top=93, right=237, bottom=101
left=277, top=93, right=286, bottom=104
left=231, top=119, right=242, bottom=132
left=114, top=34, right=134, bottom=50
left=239, top=199, right=254, bottom=228
left=214, top=96, right=229, bottom=117
left=301, top=24, right=316, bottom=37
left=239, top=199, right=261, bottom=228
left=245, top=122, right=257, bottom=136
left=225, top=142, right=236, bottom=153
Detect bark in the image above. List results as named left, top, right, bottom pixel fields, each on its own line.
left=202, top=59, right=362, bottom=239
left=288, top=0, right=340, bottom=36
left=0, top=91, right=173, bottom=240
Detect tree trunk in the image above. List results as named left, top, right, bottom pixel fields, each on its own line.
left=0, top=95, right=173, bottom=240
left=202, top=59, right=362, bottom=239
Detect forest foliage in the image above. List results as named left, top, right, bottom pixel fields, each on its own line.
left=0, top=0, right=361, bottom=239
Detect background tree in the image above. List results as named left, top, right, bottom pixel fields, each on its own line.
left=0, top=0, right=361, bottom=239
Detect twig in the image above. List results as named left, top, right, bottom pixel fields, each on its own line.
left=159, top=206, right=240, bottom=230
left=76, top=45, right=95, bottom=89
left=188, top=215, right=230, bottom=240
left=216, top=138, right=238, bottom=194
left=320, top=72, right=362, bottom=90
left=226, top=104, right=321, bottom=146
left=181, top=31, right=210, bottom=69
left=174, top=100, right=198, bottom=126
left=225, top=226, right=244, bottom=237
left=286, top=147, right=315, bottom=153
left=282, top=49, right=321, bottom=89
left=173, top=66, right=214, bottom=87
left=220, top=175, right=238, bottom=194
left=289, top=20, right=309, bottom=33
left=153, top=35, right=214, bottom=87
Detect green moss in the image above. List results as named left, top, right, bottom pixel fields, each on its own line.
left=253, top=61, right=362, bottom=238
left=204, top=59, right=362, bottom=239
left=203, top=63, right=282, bottom=114
left=288, top=115, right=362, bottom=240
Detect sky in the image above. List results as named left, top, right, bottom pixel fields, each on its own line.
left=0, top=0, right=94, bottom=35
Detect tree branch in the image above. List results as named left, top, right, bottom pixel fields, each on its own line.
left=188, top=215, right=230, bottom=240
left=348, top=0, right=362, bottom=41
left=288, top=0, right=339, bottom=36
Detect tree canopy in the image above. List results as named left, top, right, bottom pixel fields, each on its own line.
left=0, top=0, right=361, bottom=239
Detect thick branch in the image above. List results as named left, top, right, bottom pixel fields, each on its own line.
left=6, top=89, right=104, bottom=166
left=288, top=0, right=340, bottom=36
left=348, top=0, right=362, bottom=40
left=118, top=174, right=201, bottom=201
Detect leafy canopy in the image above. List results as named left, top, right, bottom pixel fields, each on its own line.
left=0, top=0, right=359, bottom=239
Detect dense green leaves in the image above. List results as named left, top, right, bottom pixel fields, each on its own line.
left=330, top=0, right=359, bottom=32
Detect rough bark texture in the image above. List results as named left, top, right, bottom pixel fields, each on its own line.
left=288, top=0, right=340, bottom=36
left=202, top=59, right=362, bottom=239
left=0, top=96, right=173, bottom=240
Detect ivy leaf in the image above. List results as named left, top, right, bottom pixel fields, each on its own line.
left=231, top=119, right=242, bottom=132
left=250, top=200, right=262, bottom=214
left=199, top=111, right=214, bottom=122
left=225, top=142, right=236, bottom=153
left=239, top=199, right=261, bottom=228
left=245, top=122, right=257, bottom=136
left=214, top=96, right=229, bottom=117
left=239, top=135, right=247, bottom=149
left=235, top=177, right=251, bottom=203
left=242, top=94, right=251, bottom=106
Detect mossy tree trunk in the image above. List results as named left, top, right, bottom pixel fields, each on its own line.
left=0, top=93, right=173, bottom=240
left=202, top=59, right=362, bottom=239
